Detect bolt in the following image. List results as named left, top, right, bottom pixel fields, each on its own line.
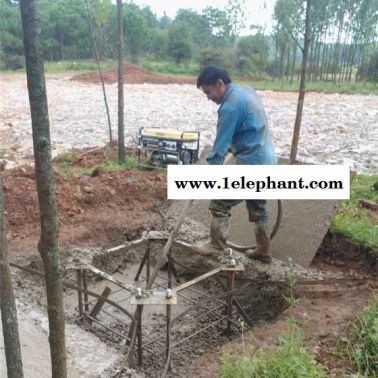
left=136, top=287, right=143, bottom=299
left=228, top=258, right=236, bottom=267
left=228, top=248, right=234, bottom=258
left=166, top=288, right=172, bottom=299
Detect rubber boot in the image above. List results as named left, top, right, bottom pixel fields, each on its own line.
left=246, top=223, right=272, bottom=264
left=192, top=214, right=230, bottom=258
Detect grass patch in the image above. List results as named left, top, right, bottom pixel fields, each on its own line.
left=44, top=59, right=117, bottom=73
left=219, top=320, right=328, bottom=378
left=139, top=58, right=199, bottom=75
left=244, top=79, right=378, bottom=95
left=53, top=151, right=155, bottom=177
left=345, top=297, right=378, bottom=376
left=331, top=174, right=378, bottom=255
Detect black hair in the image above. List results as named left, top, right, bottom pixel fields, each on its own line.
left=196, top=66, right=232, bottom=88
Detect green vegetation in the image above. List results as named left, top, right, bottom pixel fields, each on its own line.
left=53, top=151, right=149, bottom=176
left=1, top=0, right=377, bottom=87
left=140, top=59, right=199, bottom=76
left=44, top=59, right=116, bottom=73
left=219, top=320, right=328, bottom=378
left=332, top=174, right=378, bottom=255
left=346, top=298, right=378, bottom=376
left=283, top=258, right=299, bottom=307
left=247, top=80, right=378, bottom=95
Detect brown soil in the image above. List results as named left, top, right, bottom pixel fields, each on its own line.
left=3, top=146, right=169, bottom=255
left=312, top=230, right=378, bottom=276
left=72, top=63, right=196, bottom=85
left=71, top=63, right=261, bottom=85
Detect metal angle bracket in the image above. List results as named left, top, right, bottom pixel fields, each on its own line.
left=222, top=264, right=245, bottom=272
left=130, top=289, right=178, bottom=305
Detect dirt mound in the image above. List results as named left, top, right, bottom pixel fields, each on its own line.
left=3, top=147, right=169, bottom=252
left=72, top=63, right=196, bottom=85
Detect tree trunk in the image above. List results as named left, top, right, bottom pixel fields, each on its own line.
left=326, top=45, right=333, bottom=81
left=290, top=0, right=311, bottom=164
left=332, top=14, right=344, bottom=84
left=117, top=0, right=125, bottom=163
left=0, top=167, right=24, bottom=378
left=307, top=36, right=315, bottom=81
left=19, top=1, right=67, bottom=377
left=59, top=31, right=64, bottom=60
left=319, top=43, right=326, bottom=80
left=313, top=38, right=323, bottom=81
left=290, top=39, right=297, bottom=84
left=279, top=43, right=286, bottom=87
left=285, top=43, right=291, bottom=80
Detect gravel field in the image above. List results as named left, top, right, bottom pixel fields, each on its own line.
left=1, top=73, right=377, bottom=173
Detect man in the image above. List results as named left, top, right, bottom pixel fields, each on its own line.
left=194, top=66, right=277, bottom=264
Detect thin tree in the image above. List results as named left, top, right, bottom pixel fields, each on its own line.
left=290, top=0, right=312, bottom=163
left=0, top=163, right=24, bottom=378
left=225, top=0, right=246, bottom=51
left=84, top=0, right=113, bottom=146
left=117, top=0, right=125, bottom=163
left=19, top=1, right=67, bottom=376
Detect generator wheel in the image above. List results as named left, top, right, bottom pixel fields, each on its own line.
left=180, top=150, right=192, bottom=165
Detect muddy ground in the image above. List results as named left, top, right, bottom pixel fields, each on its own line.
left=0, top=66, right=377, bottom=377
left=1, top=145, right=376, bottom=378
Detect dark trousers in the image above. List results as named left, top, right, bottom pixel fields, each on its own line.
left=209, top=199, right=269, bottom=224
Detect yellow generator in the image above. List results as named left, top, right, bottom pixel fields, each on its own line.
left=138, top=127, right=200, bottom=166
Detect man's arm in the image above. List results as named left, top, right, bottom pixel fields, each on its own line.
left=207, top=107, right=238, bottom=165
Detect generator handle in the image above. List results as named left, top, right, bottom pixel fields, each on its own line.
left=181, top=131, right=200, bottom=162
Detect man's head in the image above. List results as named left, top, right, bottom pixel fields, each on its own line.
left=197, top=66, right=231, bottom=105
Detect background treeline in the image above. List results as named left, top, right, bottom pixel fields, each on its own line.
left=1, top=0, right=377, bottom=83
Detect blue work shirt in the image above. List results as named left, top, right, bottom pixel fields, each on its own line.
left=207, top=83, right=277, bottom=165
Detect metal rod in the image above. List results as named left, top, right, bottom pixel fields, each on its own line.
left=166, top=249, right=172, bottom=370
left=85, top=264, right=134, bottom=292
left=171, top=303, right=240, bottom=332
left=174, top=267, right=223, bottom=292
left=168, top=250, right=172, bottom=290
left=166, top=305, right=171, bottom=359
left=152, top=274, right=241, bottom=329
left=100, top=308, right=131, bottom=326
left=171, top=316, right=227, bottom=348
left=86, top=315, right=129, bottom=342
left=134, top=249, right=148, bottom=282
left=137, top=305, right=143, bottom=367
left=146, top=247, right=150, bottom=283
left=76, top=269, right=83, bottom=316
left=214, top=276, right=253, bottom=327
left=226, top=271, right=235, bottom=336
left=83, top=269, right=89, bottom=313
left=170, top=259, right=180, bottom=283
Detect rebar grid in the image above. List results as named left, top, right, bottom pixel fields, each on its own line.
left=71, top=249, right=247, bottom=377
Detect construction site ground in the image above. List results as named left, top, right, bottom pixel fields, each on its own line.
left=0, top=67, right=377, bottom=377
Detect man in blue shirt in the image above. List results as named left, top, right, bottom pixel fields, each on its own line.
left=194, top=66, right=277, bottom=263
